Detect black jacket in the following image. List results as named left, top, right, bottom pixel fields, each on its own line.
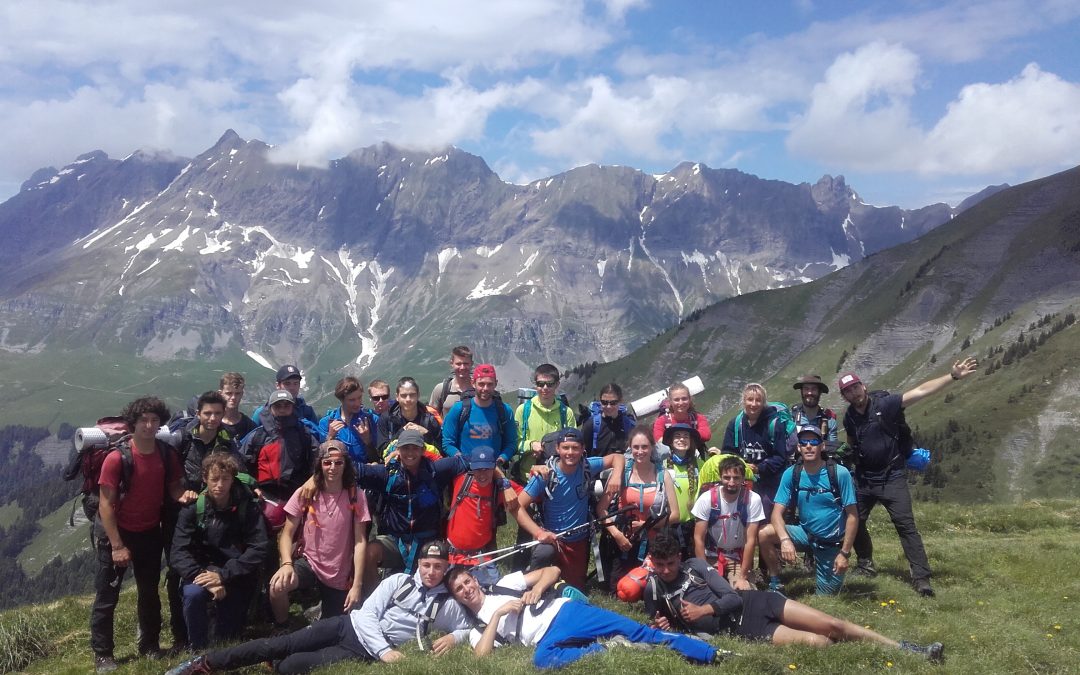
left=177, top=419, right=238, bottom=492
left=376, top=402, right=443, bottom=455
left=169, top=483, right=269, bottom=584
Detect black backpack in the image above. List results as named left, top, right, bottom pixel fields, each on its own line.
left=788, top=458, right=841, bottom=525
left=848, top=390, right=915, bottom=470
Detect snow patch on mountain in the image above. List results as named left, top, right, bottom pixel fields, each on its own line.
left=246, top=350, right=275, bottom=370
left=436, top=247, right=459, bottom=284
left=476, top=244, right=502, bottom=258
left=830, top=249, right=851, bottom=271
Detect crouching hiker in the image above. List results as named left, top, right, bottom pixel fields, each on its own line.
left=169, top=453, right=269, bottom=649
left=166, top=540, right=472, bottom=674
left=447, top=564, right=725, bottom=669
left=644, top=530, right=943, bottom=661
left=269, top=440, right=369, bottom=630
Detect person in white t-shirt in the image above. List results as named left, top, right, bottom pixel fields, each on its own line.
left=445, top=565, right=723, bottom=669
left=692, top=456, right=765, bottom=589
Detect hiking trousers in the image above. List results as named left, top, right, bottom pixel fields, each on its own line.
left=205, top=614, right=372, bottom=674
left=853, top=474, right=931, bottom=581
left=534, top=600, right=716, bottom=669
left=90, top=525, right=164, bottom=657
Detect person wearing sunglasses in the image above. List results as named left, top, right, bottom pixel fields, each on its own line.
left=270, top=441, right=370, bottom=630
left=758, top=425, right=857, bottom=595
left=581, top=383, right=636, bottom=458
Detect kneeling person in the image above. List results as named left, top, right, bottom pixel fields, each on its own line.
left=759, top=425, right=856, bottom=595
left=691, top=455, right=765, bottom=590
left=645, top=531, right=942, bottom=660
left=169, top=453, right=269, bottom=649
left=447, top=565, right=721, bottom=669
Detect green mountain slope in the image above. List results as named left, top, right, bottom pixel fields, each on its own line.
left=567, top=166, right=1080, bottom=503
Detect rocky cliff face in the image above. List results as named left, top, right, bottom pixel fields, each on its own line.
left=0, top=130, right=969, bottom=389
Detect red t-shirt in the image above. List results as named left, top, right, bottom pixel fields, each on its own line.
left=98, top=442, right=180, bottom=533
left=446, top=473, right=498, bottom=552
left=653, top=411, right=712, bottom=443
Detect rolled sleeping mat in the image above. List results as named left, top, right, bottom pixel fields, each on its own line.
left=628, top=376, right=704, bottom=418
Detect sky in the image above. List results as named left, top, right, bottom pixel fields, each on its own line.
left=2, top=0, right=1080, bottom=208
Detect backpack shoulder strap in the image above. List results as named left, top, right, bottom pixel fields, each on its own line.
left=447, top=473, right=474, bottom=523
left=790, top=462, right=805, bottom=521
left=521, top=398, right=532, bottom=443
left=732, top=412, right=743, bottom=449
left=558, top=398, right=568, bottom=428
left=437, top=376, right=454, bottom=412
left=826, top=459, right=841, bottom=504
left=591, top=403, right=602, bottom=451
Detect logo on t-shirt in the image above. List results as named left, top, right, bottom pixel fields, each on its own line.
left=469, top=422, right=494, bottom=440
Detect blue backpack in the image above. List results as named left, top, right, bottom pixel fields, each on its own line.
left=588, top=400, right=636, bottom=452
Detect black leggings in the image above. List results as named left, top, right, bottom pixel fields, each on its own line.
left=206, top=614, right=370, bottom=674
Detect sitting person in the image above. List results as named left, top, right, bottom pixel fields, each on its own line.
left=691, top=455, right=765, bottom=590
left=644, top=530, right=943, bottom=661
left=167, top=540, right=473, bottom=674
left=270, top=441, right=370, bottom=629
left=169, top=453, right=269, bottom=649
left=446, top=564, right=724, bottom=669
left=759, top=424, right=857, bottom=595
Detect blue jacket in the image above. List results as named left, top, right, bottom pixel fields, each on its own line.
left=722, top=410, right=789, bottom=499
left=442, top=398, right=517, bottom=464
left=318, top=407, right=379, bottom=465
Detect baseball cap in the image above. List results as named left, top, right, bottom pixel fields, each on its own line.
left=318, top=440, right=348, bottom=459
left=396, top=428, right=426, bottom=448
left=276, top=364, right=302, bottom=382
left=418, top=539, right=450, bottom=561
left=267, top=390, right=295, bottom=406
left=469, top=446, right=497, bottom=470
left=837, top=372, right=862, bottom=391
left=796, top=424, right=823, bottom=438
left=555, top=427, right=583, bottom=444
left=473, top=364, right=497, bottom=380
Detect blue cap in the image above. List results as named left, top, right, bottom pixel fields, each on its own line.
left=796, top=424, right=823, bottom=438
left=470, top=446, right=497, bottom=470
left=556, top=427, right=583, bottom=444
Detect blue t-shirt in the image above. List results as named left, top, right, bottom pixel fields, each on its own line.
left=442, top=399, right=516, bottom=462
left=774, top=463, right=856, bottom=542
left=524, top=457, right=605, bottom=542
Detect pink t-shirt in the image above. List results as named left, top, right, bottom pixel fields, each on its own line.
left=284, top=487, right=370, bottom=590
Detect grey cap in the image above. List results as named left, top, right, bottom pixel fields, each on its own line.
left=267, top=390, right=295, bottom=406
left=396, top=428, right=426, bottom=448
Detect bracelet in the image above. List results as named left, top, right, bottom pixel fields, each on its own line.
left=780, top=537, right=791, bottom=543
left=280, top=561, right=293, bottom=567
left=951, top=372, right=960, bottom=380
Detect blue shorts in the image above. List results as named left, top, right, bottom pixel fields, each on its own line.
left=785, top=524, right=845, bottom=595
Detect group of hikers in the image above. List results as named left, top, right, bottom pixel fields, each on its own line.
left=73, top=344, right=976, bottom=673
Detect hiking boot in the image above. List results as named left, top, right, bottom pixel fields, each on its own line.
left=900, top=640, right=945, bottom=663
left=139, top=645, right=166, bottom=659
left=768, top=577, right=785, bottom=593
left=913, top=578, right=935, bottom=597
left=712, top=647, right=738, bottom=662
left=165, top=655, right=212, bottom=675
left=851, top=559, right=877, bottom=577
left=94, top=655, right=118, bottom=673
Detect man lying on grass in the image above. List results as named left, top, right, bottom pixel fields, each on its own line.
left=446, top=564, right=727, bottom=669
left=643, top=530, right=944, bottom=662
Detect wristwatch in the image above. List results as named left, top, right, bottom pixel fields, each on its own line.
left=839, top=550, right=851, bottom=558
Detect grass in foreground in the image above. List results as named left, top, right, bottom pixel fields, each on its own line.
left=4, top=500, right=1079, bottom=674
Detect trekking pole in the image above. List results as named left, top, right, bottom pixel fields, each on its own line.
left=461, top=507, right=635, bottom=565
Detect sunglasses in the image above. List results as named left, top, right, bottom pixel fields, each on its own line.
left=600, top=399, right=620, bottom=407
left=370, top=394, right=389, bottom=401
left=321, top=459, right=346, bottom=466
left=535, top=380, right=558, bottom=388
left=797, top=438, right=822, bottom=446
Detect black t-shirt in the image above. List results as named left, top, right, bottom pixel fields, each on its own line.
left=843, top=392, right=905, bottom=479
left=221, top=413, right=256, bottom=443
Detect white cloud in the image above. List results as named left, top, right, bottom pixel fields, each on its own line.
left=787, top=43, right=1080, bottom=176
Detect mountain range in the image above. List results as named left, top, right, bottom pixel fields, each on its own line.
left=0, top=130, right=983, bottom=424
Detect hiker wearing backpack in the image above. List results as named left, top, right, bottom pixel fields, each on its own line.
left=166, top=391, right=242, bottom=651
left=722, top=383, right=792, bottom=514
left=252, top=365, right=319, bottom=426
left=90, top=396, right=187, bottom=673
left=445, top=445, right=519, bottom=585
left=758, top=424, right=857, bottom=595
left=429, top=345, right=475, bottom=417
left=580, top=383, right=636, bottom=457
left=652, top=381, right=712, bottom=445
left=169, top=452, right=269, bottom=650
left=318, top=376, right=377, bottom=464
left=645, top=531, right=944, bottom=661
left=240, top=390, right=317, bottom=508
left=691, top=455, right=765, bottom=590
left=789, top=374, right=839, bottom=461
left=442, top=363, right=517, bottom=463
left=603, top=428, right=680, bottom=589
left=515, top=428, right=625, bottom=590
left=446, top=563, right=724, bottom=669
left=376, top=376, right=443, bottom=454
left=218, top=372, right=256, bottom=442
left=660, top=423, right=707, bottom=557
left=351, top=429, right=469, bottom=593
left=269, top=440, right=370, bottom=629
left=839, top=357, right=978, bottom=597
left=514, top=364, right=577, bottom=479
left=167, top=539, right=473, bottom=674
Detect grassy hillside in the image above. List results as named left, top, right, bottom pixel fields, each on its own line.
left=3, top=500, right=1078, bottom=674
left=567, top=166, right=1080, bottom=504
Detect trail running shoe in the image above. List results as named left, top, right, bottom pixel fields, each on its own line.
left=913, top=578, right=936, bottom=597
left=851, top=559, right=877, bottom=577
left=164, top=655, right=212, bottom=675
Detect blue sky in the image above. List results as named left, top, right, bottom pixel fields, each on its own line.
left=2, top=0, right=1079, bottom=208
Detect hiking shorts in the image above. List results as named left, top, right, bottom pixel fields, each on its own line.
left=292, top=557, right=350, bottom=619
left=785, top=525, right=845, bottom=595
left=375, top=535, right=406, bottom=571
left=733, top=590, right=787, bottom=641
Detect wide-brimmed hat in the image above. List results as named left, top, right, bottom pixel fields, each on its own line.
left=662, top=422, right=702, bottom=447
left=793, top=374, right=829, bottom=394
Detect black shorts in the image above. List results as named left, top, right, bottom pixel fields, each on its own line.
left=733, top=590, right=787, bottom=641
